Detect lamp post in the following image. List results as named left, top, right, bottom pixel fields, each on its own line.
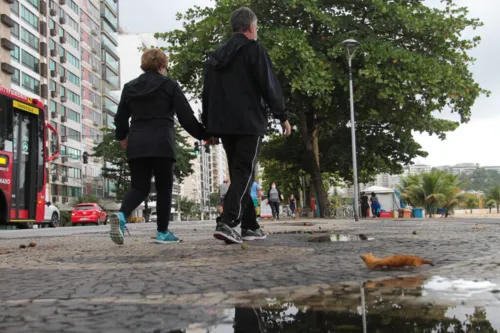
left=342, top=39, right=360, bottom=222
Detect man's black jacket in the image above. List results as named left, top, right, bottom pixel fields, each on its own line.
left=115, top=71, right=207, bottom=161
left=202, top=34, right=287, bottom=137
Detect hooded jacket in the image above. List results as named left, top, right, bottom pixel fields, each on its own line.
left=115, top=71, right=207, bottom=161
left=202, top=34, right=287, bottom=137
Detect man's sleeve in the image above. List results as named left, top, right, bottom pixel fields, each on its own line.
left=172, top=83, right=207, bottom=141
left=250, top=43, right=288, bottom=122
left=114, top=88, right=130, bottom=141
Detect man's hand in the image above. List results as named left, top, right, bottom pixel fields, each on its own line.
left=206, top=137, right=220, bottom=145
left=120, top=138, right=128, bottom=149
left=281, top=121, right=291, bottom=137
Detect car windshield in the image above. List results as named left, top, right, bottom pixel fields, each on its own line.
left=75, top=205, right=95, bottom=211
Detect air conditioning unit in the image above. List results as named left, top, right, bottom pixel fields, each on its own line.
left=92, top=65, right=98, bottom=72
left=50, top=69, right=57, bottom=77
left=59, top=36, right=66, bottom=44
left=60, top=56, right=66, bottom=63
left=52, top=196, right=58, bottom=203
left=62, top=156, right=68, bottom=162
left=60, top=76, right=66, bottom=83
left=51, top=174, right=58, bottom=182
left=61, top=136, right=67, bottom=142
left=61, top=115, right=67, bottom=122
left=59, top=0, right=66, bottom=5
left=62, top=176, right=68, bottom=183
left=50, top=9, right=57, bottom=16
left=61, top=96, right=67, bottom=103
left=62, top=196, right=68, bottom=203
left=50, top=112, right=57, bottom=119
left=93, top=121, right=98, bottom=127
left=50, top=90, right=57, bottom=98
left=92, top=83, right=98, bottom=90
left=50, top=49, right=57, bottom=57
left=92, top=47, right=97, bottom=54
left=50, top=29, right=57, bottom=36
left=92, top=102, right=98, bottom=108
left=91, top=29, right=97, bottom=36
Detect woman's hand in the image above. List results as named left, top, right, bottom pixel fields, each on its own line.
left=120, top=138, right=128, bottom=149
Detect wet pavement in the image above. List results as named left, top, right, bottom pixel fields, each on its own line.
left=0, top=218, right=499, bottom=332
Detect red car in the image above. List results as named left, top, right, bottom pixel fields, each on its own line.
left=71, top=203, right=108, bottom=225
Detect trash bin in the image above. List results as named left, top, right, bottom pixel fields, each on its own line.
left=398, top=209, right=404, bottom=218
left=413, top=208, right=424, bottom=218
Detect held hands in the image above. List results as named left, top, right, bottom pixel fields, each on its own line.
left=120, top=138, right=128, bottom=149
left=206, top=137, right=220, bottom=145
left=281, top=121, right=291, bottom=137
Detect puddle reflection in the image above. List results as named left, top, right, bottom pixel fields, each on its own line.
left=173, top=276, right=500, bottom=333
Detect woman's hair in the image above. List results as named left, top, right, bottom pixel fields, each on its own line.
left=371, top=192, right=376, bottom=196
left=141, top=48, right=168, bottom=72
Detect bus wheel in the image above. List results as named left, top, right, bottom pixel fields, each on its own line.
left=49, top=213, right=59, bottom=228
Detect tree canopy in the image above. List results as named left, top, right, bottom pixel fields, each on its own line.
left=157, top=0, right=488, bottom=213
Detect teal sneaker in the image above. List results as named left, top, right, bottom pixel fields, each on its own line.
left=155, top=231, right=180, bottom=244
left=110, top=212, right=128, bottom=245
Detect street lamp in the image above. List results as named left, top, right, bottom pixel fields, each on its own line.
left=342, top=39, right=360, bottom=222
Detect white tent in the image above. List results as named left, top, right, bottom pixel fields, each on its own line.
left=363, top=186, right=402, bottom=212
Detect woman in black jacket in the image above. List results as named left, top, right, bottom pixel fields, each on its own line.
left=267, top=182, right=282, bottom=220
left=110, top=48, right=208, bottom=245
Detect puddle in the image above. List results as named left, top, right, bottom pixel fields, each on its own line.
left=170, top=276, right=500, bottom=333
left=308, top=234, right=374, bottom=242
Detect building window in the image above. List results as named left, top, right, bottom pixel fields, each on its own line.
left=62, top=186, right=68, bottom=196
left=26, top=0, right=39, bottom=10
left=50, top=101, right=57, bottom=113
left=67, top=52, right=80, bottom=69
left=50, top=59, right=56, bottom=71
left=59, top=85, right=66, bottom=97
left=50, top=80, right=56, bottom=92
left=67, top=129, right=81, bottom=142
left=59, top=65, right=65, bottom=77
left=49, top=39, right=56, bottom=51
left=21, top=27, right=39, bottom=52
left=67, top=71, right=80, bottom=86
left=66, top=33, right=79, bottom=49
left=11, top=44, right=20, bottom=62
left=67, top=15, right=78, bottom=31
left=69, top=0, right=79, bottom=14
left=21, top=49, right=39, bottom=73
left=51, top=184, right=58, bottom=195
left=11, top=22, right=19, bottom=39
left=69, top=187, right=81, bottom=197
left=67, top=109, right=80, bottom=123
left=21, top=5, right=39, bottom=30
left=59, top=105, right=66, bottom=116
left=67, top=147, right=81, bottom=160
left=10, top=0, right=19, bottom=16
left=49, top=19, right=55, bottom=30
left=58, top=45, right=66, bottom=57
left=12, top=68, right=20, bottom=86
left=22, top=73, right=40, bottom=95
left=67, top=89, right=80, bottom=105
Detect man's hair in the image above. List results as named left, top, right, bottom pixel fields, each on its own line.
left=230, top=7, right=257, bottom=33
left=141, top=48, right=168, bottom=72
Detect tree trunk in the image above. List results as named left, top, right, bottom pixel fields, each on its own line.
left=470, top=208, right=473, bottom=214
left=497, top=203, right=499, bottom=214
left=299, top=111, right=329, bottom=217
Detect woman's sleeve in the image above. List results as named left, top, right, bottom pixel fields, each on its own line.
left=114, top=89, right=130, bottom=140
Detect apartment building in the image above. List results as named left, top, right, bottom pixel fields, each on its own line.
left=0, top=0, right=120, bottom=206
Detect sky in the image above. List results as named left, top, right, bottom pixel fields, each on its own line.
left=119, top=0, right=499, bottom=167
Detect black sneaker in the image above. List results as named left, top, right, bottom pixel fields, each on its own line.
left=241, top=229, right=267, bottom=241
left=214, top=223, right=243, bottom=244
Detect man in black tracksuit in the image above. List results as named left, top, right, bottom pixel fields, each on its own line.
left=202, top=7, right=291, bottom=244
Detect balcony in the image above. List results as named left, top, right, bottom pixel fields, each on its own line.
left=104, top=0, right=118, bottom=13
left=100, top=6, right=117, bottom=31
left=102, top=50, right=119, bottom=73
left=101, top=34, right=118, bottom=58
left=103, top=96, right=118, bottom=115
left=102, top=66, right=119, bottom=90
left=101, top=19, right=118, bottom=44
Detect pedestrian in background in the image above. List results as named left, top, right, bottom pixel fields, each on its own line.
left=360, top=192, right=369, bottom=218
left=219, top=178, right=230, bottom=214
left=250, top=181, right=262, bottom=219
left=111, top=48, right=208, bottom=245
left=267, top=182, right=283, bottom=220
left=202, top=7, right=291, bottom=244
left=370, top=192, right=381, bottom=218
left=289, top=194, right=297, bottom=219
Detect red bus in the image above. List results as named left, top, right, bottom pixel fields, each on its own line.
left=0, top=86, right=59, bottom=228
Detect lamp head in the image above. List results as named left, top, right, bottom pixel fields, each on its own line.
left=341, top=39, right=360, bottom=49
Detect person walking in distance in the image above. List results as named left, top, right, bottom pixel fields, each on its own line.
left=219, top=178, right=230, bottom=214
left=110, top=48, right=208, bottom=245
left=202, top=7, right=291, bottom=244
left=289, top=194, right=297, bottom=219
left=268, top=182, right=282, bottom=220
left=250, top=181, right=262, bottom=219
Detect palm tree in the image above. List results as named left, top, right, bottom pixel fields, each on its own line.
left=399, top=171, right=462, bottom=217
left=464, top=194, right=478, bottom=214
left=488, top=186, right=500, bottom=213
left=486, top=199, right=496, bottom=214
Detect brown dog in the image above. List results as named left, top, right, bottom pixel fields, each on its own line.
left=360, top=253, right=434, bottom=270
